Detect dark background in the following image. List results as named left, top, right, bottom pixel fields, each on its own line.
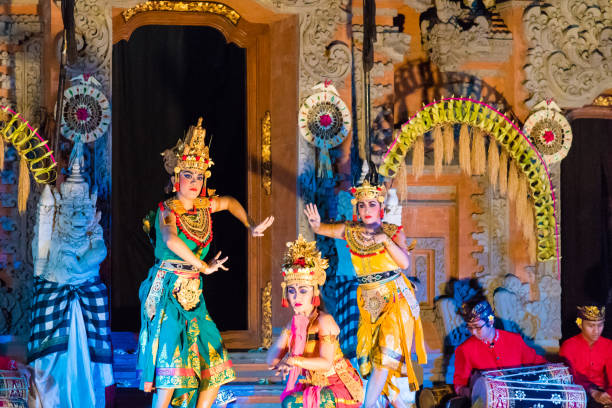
left=111, top=25, right=248, bottom=332
left=561, top=118, right=612, bottom=340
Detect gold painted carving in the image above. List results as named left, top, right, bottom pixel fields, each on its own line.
left=261, top=111, right=271, bottom=195
left=593, top=96, right=612, bottom=107
left=261, top=281, right=272, bottom=349
left=122, top=1, right=241, bottom=25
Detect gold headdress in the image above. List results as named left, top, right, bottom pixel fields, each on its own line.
left=162, top=117, right=214, bottom=195
left=280, top=235, right=329, bottom=307
left=349, top=180, right=386, bottom=221
left=576, top=305, right=605, bottom=327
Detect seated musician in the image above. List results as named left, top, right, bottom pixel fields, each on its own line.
left=560, top=304, right=612, bottom=408
left=453, top=299, right=546, bottom=397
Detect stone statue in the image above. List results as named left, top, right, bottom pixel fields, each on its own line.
left=27, top=141, right=113, bottom=408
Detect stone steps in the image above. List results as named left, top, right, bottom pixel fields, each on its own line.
left=111, top=332, right=284, bottom=407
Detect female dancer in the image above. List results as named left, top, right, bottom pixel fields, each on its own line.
left=304, top=181, right=426, bottom=407
left=138, top=118, right=273, bottom=408
left=267, top=236, right=364, bottom=407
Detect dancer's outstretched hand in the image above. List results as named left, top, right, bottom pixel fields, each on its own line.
left=201, top=251, right=229, bottom=274
left=303, top=203, right=321, bottom=231
left=251, top=215, right=275, bottom=237
left=269, top=361, right=291, bottom=381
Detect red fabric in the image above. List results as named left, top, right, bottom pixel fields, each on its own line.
left=453, top=330, right=547, bottom=392
left=290, top=370, right=362, bottom=408
left=0, top=357, right=17, bottom=370
left=559, top=334, right=612, bottom=395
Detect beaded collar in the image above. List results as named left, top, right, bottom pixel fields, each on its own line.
left=161, top=197, right=213, bottom=248
left=344, top=222, right=401, bottom=257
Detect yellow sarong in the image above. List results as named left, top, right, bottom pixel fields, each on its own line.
left=345, top=222, right=427, bottom=402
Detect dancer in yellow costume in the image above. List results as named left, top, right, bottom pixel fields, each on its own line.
left=304, top=181, right=426, bottom=407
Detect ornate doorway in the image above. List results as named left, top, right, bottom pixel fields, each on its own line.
left=109, top=4, right=299, bottom=349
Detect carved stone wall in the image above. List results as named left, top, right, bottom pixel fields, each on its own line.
left=523, top=0, right=612, bottom=109
left=420, top=0, right=512, bottom=73
left=0, top=13, right=43, bottom=335
left=471, top=176, right=561, bottom=350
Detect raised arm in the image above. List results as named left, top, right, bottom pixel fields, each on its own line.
left=211, top=196, right=274, bottom=237
left=286, top=313, right=339, bottom=372
left=303, top=203, right=346, bottom=239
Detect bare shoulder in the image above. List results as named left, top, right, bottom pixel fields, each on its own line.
left=317, top=311, right=340, bottom=335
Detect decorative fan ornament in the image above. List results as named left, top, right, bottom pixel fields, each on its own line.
left=298, top=82, right=351, bottom=178
left=61, top=74, right=110, bottom=143
left=523, top=100, right=572, bottom=165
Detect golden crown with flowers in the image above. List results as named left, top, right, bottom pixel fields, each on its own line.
left=575, top=305, right=606, bottom=327
left=280, top=235, right=329, bottom=307
left=161, top=117, right=214, bottom=195
left=349, top=180, right=386, bottom=221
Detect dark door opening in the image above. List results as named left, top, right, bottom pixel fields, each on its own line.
left=561, top=118, right=612, bottom=340
left=111, top=25, right=248, bottom=332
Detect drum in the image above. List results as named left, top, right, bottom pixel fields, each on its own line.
left=420, top=385, right=456, bottom=408
left=472, top=374, right=586, bottom=408
left=479, top=364, right=573, bottom=384
left=0, top=370, right=27, bottom=408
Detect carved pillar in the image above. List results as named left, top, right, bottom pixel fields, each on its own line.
left=0, top=13, right=43, bottom=335
left=68, top=0, right=113, bottom=264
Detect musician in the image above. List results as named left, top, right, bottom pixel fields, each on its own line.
left=560, top=304, right=612, bottom=408
left=453, top=299, right=546, bottom=397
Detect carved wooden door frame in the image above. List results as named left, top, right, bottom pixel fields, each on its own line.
left=111, top=6, right=288, bottom=349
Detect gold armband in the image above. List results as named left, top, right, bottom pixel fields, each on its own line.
left=287, top=356, right=304, bottom=367
left=320, top=334, right=337, bottom=344
left=281, top=328, right=291, bottom=338
left=163, top=215, right=173, bottom=225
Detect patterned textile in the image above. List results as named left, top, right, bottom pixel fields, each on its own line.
left=138, top=264, right=235, bottom=406
left=356, top=274, right=426, bottom=401
left=27, top=277, right=112, bottom=363
left=282, top=387, right=337, bottom=408
left=329, top=276, right=359, bottom=359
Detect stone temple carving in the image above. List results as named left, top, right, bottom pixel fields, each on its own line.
left=28, top=142, right=113, bottom=408
left=523, top=0, right=612, bottom=108
left=420, top=0, right=512, bottom=72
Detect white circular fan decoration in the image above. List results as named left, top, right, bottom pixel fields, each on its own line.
left=298, top=82, right=351, bottom=178
left=61, top=75, right=110, bottom=143
left=523, top=100, right=572, bottom=165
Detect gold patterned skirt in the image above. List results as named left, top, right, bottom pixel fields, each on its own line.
left=356, top=273, right=426, bottom=402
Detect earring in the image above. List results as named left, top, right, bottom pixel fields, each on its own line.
left=174, top=182, right=180, bottom=192
left=380, top=208, right=385, bottom=219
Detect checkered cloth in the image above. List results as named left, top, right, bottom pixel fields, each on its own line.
left=328, top=275, right=360, bottom=359
left=27, top=277, right=112, bottom=364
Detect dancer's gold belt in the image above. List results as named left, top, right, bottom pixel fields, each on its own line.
left=159, top=260, right=200, bottom=279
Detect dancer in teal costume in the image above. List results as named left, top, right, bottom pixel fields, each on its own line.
left=138, top=118, right=274, bottom=408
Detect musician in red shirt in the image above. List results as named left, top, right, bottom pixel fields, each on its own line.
left=453, top=299, right=546, bottom=397
left=560, top=305, right=612, bottom=408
